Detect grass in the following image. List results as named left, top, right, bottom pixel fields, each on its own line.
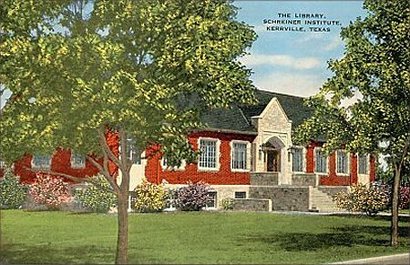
left=1, top=210, right=409, bottom=264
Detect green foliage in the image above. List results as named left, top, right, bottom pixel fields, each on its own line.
left=134, top=179, right=168, bottom=213
left=0, top=0, right=257, bottom=167
left=333, top=184, right=390, bottom=216
left=221, top=198, right=234, bottom=211
left=73, top=175, right=117, bottom=213
left=294, top=0, right=409, bottom=166
left=0, top=167, right=27, bottom=209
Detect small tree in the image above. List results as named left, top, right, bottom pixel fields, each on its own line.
left=0, top=167, right=27, bottom=209
left=0, top=0, right=256, bottom=263
left=176, top=181, right=210, bottom=211
left=29, top=173, right=72, bottom=210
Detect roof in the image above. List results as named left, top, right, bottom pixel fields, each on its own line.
left=201, top=89, right=313, bottom=134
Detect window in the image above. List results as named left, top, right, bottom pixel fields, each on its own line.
left=32, top=155, right=51, bottom=169
left=358, top=154, right=368, bottom=175
left=292, top=147, right=304, bottom=172
left=315, top=148, right=327, bottom=173
left=231, top=142, right=248, bottom=170
left=71, top=152, right=85, bottom=168
left=126, top=138, right=141, bottom=165
left=206, top=191, right=217, bottom=209
left=336, top=150, right=349, bottom=174
left=234, top=191, right=246, bottom=199
left=198, top=138, right=219, bottom=170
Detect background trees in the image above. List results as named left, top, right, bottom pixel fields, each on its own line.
left=0, top=0, right=256, bottom=263
left=295, top=0, right=409, bottom=246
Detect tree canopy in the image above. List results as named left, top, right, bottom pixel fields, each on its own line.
left=0, top=0, right=257, bottom=165
left=295, top=0, right=409, bottom=167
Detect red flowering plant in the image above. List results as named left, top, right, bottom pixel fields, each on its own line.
left=28, top=173, right=72, bottom=210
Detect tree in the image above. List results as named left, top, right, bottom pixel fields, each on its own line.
left=0, top=0, right=256, bottom=263
left=295, top=0, right=409, bottom=247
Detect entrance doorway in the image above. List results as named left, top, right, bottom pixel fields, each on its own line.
left=262, top=136, right=285, bottom=173
left=266, top=150, right=280, bottom=172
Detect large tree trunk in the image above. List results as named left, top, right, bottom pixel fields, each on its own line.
left=115, top=192, right=129, bottom=264
left=390, top=164, right=401, bottom=247
left=115, top=129, right=131, bottom=264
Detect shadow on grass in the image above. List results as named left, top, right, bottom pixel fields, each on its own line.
left=0, top=243, right=115, bottom=264
left=242, top=225, right=409, bottom=252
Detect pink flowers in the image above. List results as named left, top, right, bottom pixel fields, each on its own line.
left=29, top=173, right=72, bottom=210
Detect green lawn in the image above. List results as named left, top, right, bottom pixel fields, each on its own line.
left=1, top=210, right=409, bottom=264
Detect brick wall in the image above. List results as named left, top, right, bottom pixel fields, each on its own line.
left=145, top=131, right=256, bottom=185
left=4, top=131, right=119, bottom=183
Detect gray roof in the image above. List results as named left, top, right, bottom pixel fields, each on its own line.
left=201, top=89, right=313, bottom=134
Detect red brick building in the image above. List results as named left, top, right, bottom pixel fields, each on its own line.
left=1, top=90, right=376, bottom=211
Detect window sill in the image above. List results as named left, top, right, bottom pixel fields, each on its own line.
left=198, top=167, right=219, bottom=172
left=31, top=166, right=51, bottom=170
left=71, top=165, right=86, bottom=169
left=314, top=171, right=328, bottom=174
left=231, top=168, right=250, bottom=173
left=336, top=173, right=350, bottom=176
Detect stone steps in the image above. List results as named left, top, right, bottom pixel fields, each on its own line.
left=310, top=187, right=341, bottom=212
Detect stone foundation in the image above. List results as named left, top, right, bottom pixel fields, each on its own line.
left=292, top=173, right=318, bottom=186
left=250, top=186, right=310, bottom=211
left=232, top=198, right=272, bottom=211
left=250, top=172, right=279, bottom=186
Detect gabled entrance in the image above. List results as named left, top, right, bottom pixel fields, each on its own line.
left=262, top=136, right=285, bottom=172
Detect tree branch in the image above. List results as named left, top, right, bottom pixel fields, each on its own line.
left=86, top=155, right=120, bottom=194
left=24, top=166, right=91, bottom=183
left=98, top=126, right=121, bottom=166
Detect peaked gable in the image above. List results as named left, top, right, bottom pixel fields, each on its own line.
left=185, top=89, right=313, bottom=134
left=240, top=90, right=313, bottom=129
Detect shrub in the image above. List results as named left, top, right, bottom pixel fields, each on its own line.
left=176, top=181, right=210, bottom=211
left=73, top=175, right=117, bottom=213
left=221, top=198, right=234, bottom=210
left=0, top=167, right=28, bottom=209
left=399, top=186, right=409, bottom=210
left=134, top=179, right=168, bottom=213
left=372, top=182, right=410, bottom=210
left=333, top=183, right=389, bottom=216
left=29, top=173, right=72, bottom=210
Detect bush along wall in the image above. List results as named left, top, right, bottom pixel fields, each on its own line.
left=333, top=183, right=390, bottom=216
left=73, top=175, right=117, bottom=213
left=0, top=167, right=28, bottom=209
left=28, top=173, right=72, bottom=210
left=175, top=181, right=210, bottom=211
left=134, top=179, right=168, bottom=213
